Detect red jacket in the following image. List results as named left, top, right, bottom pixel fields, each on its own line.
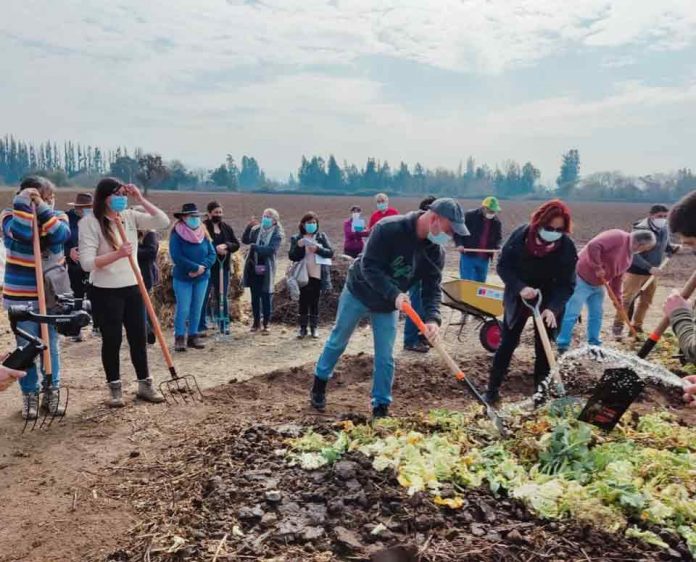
left=368, top=207, right=399, bottom=229
left=576, top=229, right=632, bottom=301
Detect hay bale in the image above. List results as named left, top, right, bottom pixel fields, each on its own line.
left=271, top=255, right=354, bottom=326
left=151, top=241, right=245, bottom=327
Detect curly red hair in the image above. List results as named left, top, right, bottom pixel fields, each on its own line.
left=530, top=199, right=572, bottom=233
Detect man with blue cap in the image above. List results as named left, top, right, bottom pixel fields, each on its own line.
left=310, top=198, right=469, bottom=418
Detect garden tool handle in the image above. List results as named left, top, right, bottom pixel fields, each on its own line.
left=639, top=257, right=669, bottom=294
left=114, top=215, right=177, bottom=377
left=522, top=291, right=562, bottom=386
left=638, top=269, right=696, bottom=358
left=31, top=204, right=52, bottom=379
left=604, top=281, right=638, bottom=338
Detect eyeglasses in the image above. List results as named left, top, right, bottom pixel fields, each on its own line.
left=543, top=226, right=565, bottom=233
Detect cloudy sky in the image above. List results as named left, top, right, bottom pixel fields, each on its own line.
left=2, top=0, right=695, bottom=182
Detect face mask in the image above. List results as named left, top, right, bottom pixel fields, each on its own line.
left=427, top=220, right=451, bottom=246
left=484, top=212, right=496, bottom=220
left=185, top=216, right=201, bottom=229
left=651, top=218, right=667, bottom=229
left=82, top=208, right=92, bottom=217
left=351, top=212, right=361, bottom=220
left=109, top=195, right=128, bottom=213
left=211, top=216, right=222, bottom=223
left=377, top=202, right=388, bottom=211
left=305, top=222, right=318, bottom=234
left=539, top=228, right=563, bottom=243
left=261, top=216, right=274, bottom=229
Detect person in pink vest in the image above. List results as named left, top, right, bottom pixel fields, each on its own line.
left=556, top=229, right=656, bottom=352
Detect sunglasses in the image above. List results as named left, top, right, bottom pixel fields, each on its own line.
left=543, top=226, right=565, bottom=233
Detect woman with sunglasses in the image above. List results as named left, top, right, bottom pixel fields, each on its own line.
left=484, top=200, right=578, bottom=405
left=79, top=178, right=170, bottom=407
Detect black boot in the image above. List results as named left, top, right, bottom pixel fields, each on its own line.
left=483, top=389, right=501, bottom=406
left=298, top=315, right=308, bottom=339
left=310, top=376, right=327, bottom=411
left=372, top=404, right=390, bottom=419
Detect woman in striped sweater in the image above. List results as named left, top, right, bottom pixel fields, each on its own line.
left=1, top=176, right=71, bottom=419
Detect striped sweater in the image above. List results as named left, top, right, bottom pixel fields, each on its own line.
left=1, top=193, right=71, bottom=303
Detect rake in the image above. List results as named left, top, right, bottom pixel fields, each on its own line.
left=114, top=215, right=203, bottom=403
left=24, top=203, right=69, bottom=431
left=401, top=301, right=509, bottom=437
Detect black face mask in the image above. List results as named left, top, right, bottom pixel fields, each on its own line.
left=211, top=216, right=222, bottom=223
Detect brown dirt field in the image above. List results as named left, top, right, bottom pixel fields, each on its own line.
left=0, top=191, right=694, bottom=561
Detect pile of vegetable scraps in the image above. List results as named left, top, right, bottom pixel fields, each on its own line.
left=286, top=406, right=696, bottom=556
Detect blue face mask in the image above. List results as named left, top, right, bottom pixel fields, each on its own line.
left=261, top=216, right=274, bottom=229
left=305, top=222, right=318, bottom=234
left=109, top=195, right=128, bottom=213
left=377, top=202, right=388, bottom=211
left=539, top=228, right=563, bottom=243
left=185, top=216, right=201, bottom=229
left=82, top=208, right=92, bottom=217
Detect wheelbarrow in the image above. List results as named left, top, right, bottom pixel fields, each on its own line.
left=441, top=279, right=504, bottom=352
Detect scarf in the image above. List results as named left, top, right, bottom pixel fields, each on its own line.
left=257, top=224, right=275, bottom=246
left=525, top=224, right=560, bottom=258
left=175, top=221, right=206, bottom=244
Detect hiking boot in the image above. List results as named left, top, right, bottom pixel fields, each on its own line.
left=71, top=334, right=84, bottom=343
left=22, top=393, right=39, bottom=420
left=107, top=381, right=125, bottom=408
left=250, top=321, right=260, bottom=333
left=372, top=404, right=390, bottom=419
left=404, top=341, right=430, bottom=353
left=310, top=326, right=319, bottom=339
left=309, top=316, right=319, bottom=339
left=261, top=324, right=270, bottom=335
left=147, top=330, right=156, bottom=345
left=187, top=336, right=205, bottom=350
left=297, top=326, right=308, bottom=339
left=174, top=336, right=187, bottom=352
left=310, top=376, right=327, bottom=411
left=40, top=386, right=66, bottom=416
left=136, top=378, right=165, bottom=403
left=483, top=390, right=500, bottom=406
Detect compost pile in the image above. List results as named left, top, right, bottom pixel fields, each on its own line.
left=271, top=254, right=354, bottom=326
left=151, top=242, right=245, bottom=327
left=104, top=403, right=695, bottom=561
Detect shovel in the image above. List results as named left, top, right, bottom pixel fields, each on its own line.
left=627, top=257, right=670, bottom=321
left=24, top=203, right=69, bottom=431
left=401, top=302, right=508, bottom=437
left=113, top=215, right=203, bottom=403
left=637, top=269, right=696, bottom=359
left=604, top=281, right=638, bottom=338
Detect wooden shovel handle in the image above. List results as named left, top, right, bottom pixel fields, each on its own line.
left=113, top=215, right=176, bottom=373
left=31, top=204, right=52, bottom=377
left=648, top=270, right=696, bottom=342
left=604, top=281, right=638, bottom=337
left=531, top=312, right=558, bottom=373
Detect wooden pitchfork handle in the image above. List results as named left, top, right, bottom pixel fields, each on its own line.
left=113, top=215, right=178, bottom=379
left=604, top=280, right=638, bottom=338
left=31, top=203, right=52, bottom=382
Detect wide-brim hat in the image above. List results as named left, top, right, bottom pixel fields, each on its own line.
left=67, top=192, right=93, bottom=207
left=173, top=202, right=203, bottom=219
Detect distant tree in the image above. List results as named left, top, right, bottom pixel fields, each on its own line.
left=413, top=163, right=426, bottom=193
left=363, top=158, right=379, bottom=190
left=161, top=160, right=197, bottom=191
left=466, top=156, right=475, bottom=178
left=325, top=155, right=343, bottom=191
left=557, top=149, right=580, bottom=196
left=520, top=162, right=540, bottom=195
left=136, top=153, right=169, bottom=195
left=109, top=155, right=140, bottom=184
left=393, top=162, right=412, bottom=193
left=239, top=156, right=264, bottom=190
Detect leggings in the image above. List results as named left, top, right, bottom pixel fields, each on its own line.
left=249, top=274, right=272, bottom=325
left=299, top=277, right=321, bottom=327
left=90, top=285, right=149, bottom=383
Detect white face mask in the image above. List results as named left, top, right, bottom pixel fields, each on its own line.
left=539, top=228, right=563, bottom=243
left=651, top=218, right=667, bottom=229
left=351, top=212, right=361, bottom=220
left=484, top=212, right=496, bottom=220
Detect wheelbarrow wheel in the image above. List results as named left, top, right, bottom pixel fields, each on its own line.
left=479, top=319, right=502, bottom=353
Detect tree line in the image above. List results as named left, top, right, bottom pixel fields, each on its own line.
left=1, top=134, right=694, bottom=201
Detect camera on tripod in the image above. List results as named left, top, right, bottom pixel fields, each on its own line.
left=3, top=294, right=92, bottom=371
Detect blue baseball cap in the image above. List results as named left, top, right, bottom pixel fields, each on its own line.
left=429, top=198, right=469, bottom=236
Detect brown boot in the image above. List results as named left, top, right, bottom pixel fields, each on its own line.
left=174, top=336, right=187, bottom=352
left=187, top=335, right=205, bottom=349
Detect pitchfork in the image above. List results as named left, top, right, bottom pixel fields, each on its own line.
left=24, top=202, right=69, bottom=431
left=114, top=215, right=203, bottom=403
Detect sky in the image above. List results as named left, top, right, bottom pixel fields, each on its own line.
left=1, top=0, right=696, bottom=183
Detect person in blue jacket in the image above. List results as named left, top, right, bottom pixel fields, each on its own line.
left=169, top=203, right=215, bottom=352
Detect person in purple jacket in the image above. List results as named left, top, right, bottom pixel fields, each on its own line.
left=343, top=205, right=369, bottom=258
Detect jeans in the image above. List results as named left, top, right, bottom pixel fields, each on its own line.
left=316, top=288, right=398, bottom=407
left=299, top=277, right=321, bottom=327
left=249, top=274, right=272, bottom=326
left=15, top=319, right=61, bottom=393
left=91, top=285, right=149, bottom=383
left=174, top=276, right=208, bottom=338
left=403, top=282, right=423, bottom=347
left=199, top=266, right=230, bottom=332
left=557, top=277, right=605, bottom=349
left=459, top=255, right=489, bottom=282
left=488, top=309, right=559, bottom=394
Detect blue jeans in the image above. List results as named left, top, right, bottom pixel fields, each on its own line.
left=199, top=267, right=230, bottom=332
left=316, top=288, right=398, bottom=407
left=173, top=276, right=209, bottom=337
left=15, top=319, right=61, bottom=393
left=557, top=277, right=605, bottom=349
left=403, top=282, right=423, bottom=347
left=459, top=255, right=489, bottom=282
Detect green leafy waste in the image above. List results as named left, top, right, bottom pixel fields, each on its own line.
left=286, top=408, right=696, bottom=556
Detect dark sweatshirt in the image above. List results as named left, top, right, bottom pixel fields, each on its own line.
left=346, top=212, right=444, bottom=324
